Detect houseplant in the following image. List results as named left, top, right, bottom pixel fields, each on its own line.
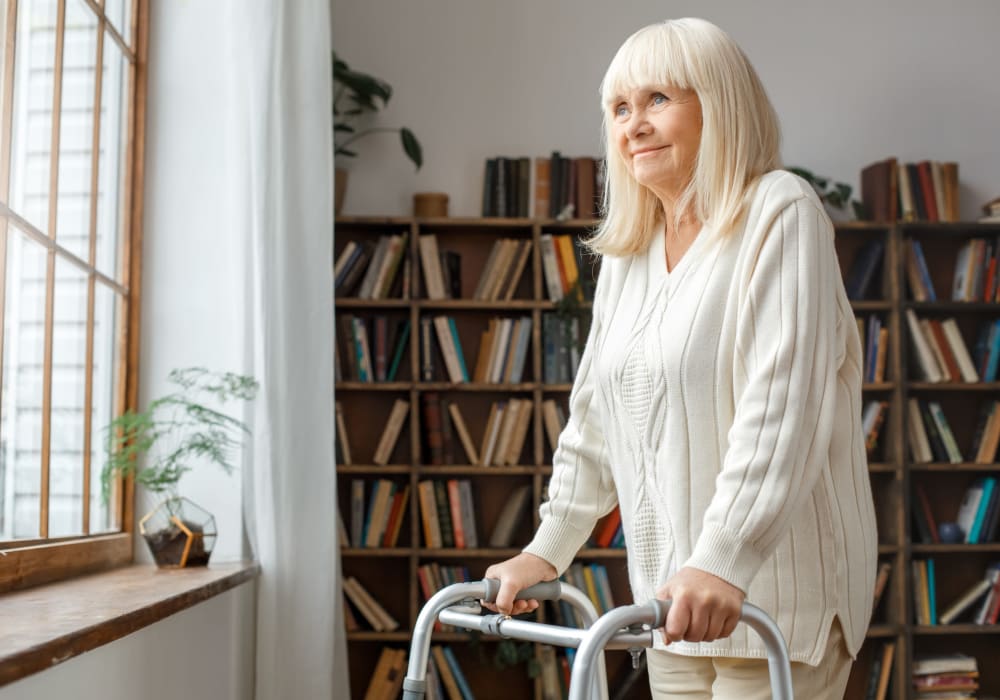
left=333, top=51, right=423, bottom=214
left=788, top=166, right=865, bottom=221
left=101, top=367, right=259, bottom=567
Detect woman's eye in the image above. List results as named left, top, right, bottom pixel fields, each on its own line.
left=615, top=104, right=629, bottom=118
left=652, top=93, right=669, bottom=105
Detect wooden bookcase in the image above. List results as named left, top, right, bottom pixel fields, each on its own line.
left=335, top=215, right=1000, bottom=700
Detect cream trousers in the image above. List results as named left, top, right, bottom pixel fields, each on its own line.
left=646, top=619, right=852, bottom=699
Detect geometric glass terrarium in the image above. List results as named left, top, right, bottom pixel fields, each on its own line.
left=138, top=496, right=217, bottom=568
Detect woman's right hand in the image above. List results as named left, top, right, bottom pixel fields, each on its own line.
left=482, top=552, right=558, bottom=616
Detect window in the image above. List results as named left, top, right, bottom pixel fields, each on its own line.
left=0, top=0, right=146, bottom=592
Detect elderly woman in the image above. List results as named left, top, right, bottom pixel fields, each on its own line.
left=484, top=17, right=877, bottom=699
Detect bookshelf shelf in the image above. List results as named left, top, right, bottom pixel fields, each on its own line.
left=335, top=382, right=412, bottom=392
left=909, top=463, right=999, bottom=472
left=338, top=465, right=412, bottom=475
left=868, top=463, right=898, bottom=473
left=416, top=465, right=538, bottom=475
left=908, top=382, right=1000, bottom=392
left=863, top=382, right=896, bottom=391
left=905, top=302, right=1000, bottom=312
left=415, top=548, right=522, bottom=558
left=341, top=548, right=412, bottom=558
left=335, top=298, right=410, bottom=309
left=852, top=301, right=894, bottom=312
left=336, top=215, right=1000, bottom=699
left=912, top=625, right=1000, bottom=636
left=346, top=632, right=413, bottom=642
left=911, top=544, right=1000, bottom=554
left=415, top=382, right=538, bottom=392
left=415, top=300, right=540, bottom=310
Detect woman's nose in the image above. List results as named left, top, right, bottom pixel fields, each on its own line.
left=626, top=111, right=650, bottom=139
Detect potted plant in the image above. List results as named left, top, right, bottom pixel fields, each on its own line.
left=788, top=166, right=866, bottom=221
left=101, top=368, right=259, bottom=568
left=333, top=51, right=423, bottom=214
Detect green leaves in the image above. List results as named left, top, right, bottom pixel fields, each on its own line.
left=401, top=128, right=422, bottom=170
left=332, top=51, right=423, bottom=170
left=100, top=368, right=259, bottom=503
left=788, top=165, right=861, bottom=219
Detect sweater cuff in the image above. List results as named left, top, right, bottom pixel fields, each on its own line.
left=522, top=517, right=592, bottom=576
left=683, top=523, right=766, bottom=594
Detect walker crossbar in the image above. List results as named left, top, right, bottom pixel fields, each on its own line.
left=402, top=579, right=608, bottom=700
left=566, top=599, right=794, bottom=700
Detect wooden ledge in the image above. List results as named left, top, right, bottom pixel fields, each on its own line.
left=0, top=561, right=260, bottom=687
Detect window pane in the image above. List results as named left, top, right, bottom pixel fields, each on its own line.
left=95, top=34, right=124, bottom=281
left=89, top=279, right=120, bottom=533
left=103, top=0, right=131, bottom=48
left=48, top=254, right=86, bottom=538
left=0, top=226, right=47, bottom=541
left=54, top=0, right=97, bottom=261
left=8, top=0, right=58, bottom=232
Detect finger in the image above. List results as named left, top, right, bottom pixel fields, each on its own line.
left=665, top=598, right=692, bottom=643
left=683, top=602, right=709, bottom=642
left=704, top=611, right=726, bottom=642
left=720, top=613, right=740, bottom=640
left=496, top=580, right=519, bottom=616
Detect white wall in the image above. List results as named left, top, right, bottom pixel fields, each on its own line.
left=3, top=1, right=256, bottom=698
left=0, top=585, right=256, bottom=700
left=331, top=0, right=1000, bottom=220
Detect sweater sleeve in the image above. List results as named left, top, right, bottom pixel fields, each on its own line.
left=522, top=265, right=619, bottom=575
left=684, top=194, right=842, bottom=593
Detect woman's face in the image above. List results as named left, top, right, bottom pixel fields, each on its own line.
left=610, top=85, right=702, bottom=201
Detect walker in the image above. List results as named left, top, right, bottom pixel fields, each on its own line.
left=402, top=579, right=794, bottom=700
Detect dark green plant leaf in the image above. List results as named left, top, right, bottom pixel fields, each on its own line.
left=836, top=183, right=852, bottom=202
left=401, top=128, right=422, bottom=170
left=787, top=166, right=813, bottom=182
left=337, top=148, right=358, bottom=158
left=335, top=124, right=354, bottom=133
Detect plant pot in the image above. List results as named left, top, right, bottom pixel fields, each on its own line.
left=139, top=496, right=217, bottom=568
left=335, top=167, right=348, bottom=216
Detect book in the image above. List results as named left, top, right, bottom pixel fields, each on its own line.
left=335, top=400, right=352, bottom=465
left=845, top=239, right=884, bottom=300
left=939, top=577, right=993, bottom=625
left=431, top=646, right=463, bottom=700
left=912, top=653, right=978, bottom=675
left=873, top=641, right=895, bottom=700
left=418, top=235, right=447, bottom=300
left=440, top=646, right=474, bottom=700
left=488, top=484, right=532, bottom=547
left=343, top=576, right=398, bottom=632
left=872, top=560, right=893, bottom=614
left=859, top=158, right=898, bottom=223
left=447, top=402, right=479, bottom=465
left=372, top=399, right=410, bottom=465
left=386, top=319, right=411, bottom=382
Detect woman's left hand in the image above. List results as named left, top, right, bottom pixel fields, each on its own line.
left=655, top=567, right=745, bottom=644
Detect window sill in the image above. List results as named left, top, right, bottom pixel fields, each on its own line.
left=0, top=560, right=260, bottom=687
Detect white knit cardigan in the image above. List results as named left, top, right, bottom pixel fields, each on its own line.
left=523, top=170, right=878, bottom=664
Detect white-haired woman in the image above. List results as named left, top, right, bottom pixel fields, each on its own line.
left=484, top=17, right=877, bottom=699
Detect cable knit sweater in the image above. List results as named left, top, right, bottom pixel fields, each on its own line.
left=523, top=170, right=878, bottom=665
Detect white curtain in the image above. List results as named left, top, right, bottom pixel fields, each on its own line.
left=228, top=1, right=349, bottom=698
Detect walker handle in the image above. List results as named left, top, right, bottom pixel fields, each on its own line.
left=482, top=578, right=562, bottom=604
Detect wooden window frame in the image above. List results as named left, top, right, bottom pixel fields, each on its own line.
left=0, top=0, right=148, bottom=594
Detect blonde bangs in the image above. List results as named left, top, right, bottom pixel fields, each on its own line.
left=587, top=18, right=782, bottom=260
left=599, top=24, right=694, bottom=113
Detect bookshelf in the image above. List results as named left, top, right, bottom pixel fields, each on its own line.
left=336, top=214, right=1000, bottom=700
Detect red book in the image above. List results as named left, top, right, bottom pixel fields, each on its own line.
left=447, top=479, right=465, bottom=549
left=595, top=506, right=622, bottom=548
left=917, top=161, right=939, bottom=222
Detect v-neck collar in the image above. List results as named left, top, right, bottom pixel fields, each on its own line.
left=652, top=221, right=708, bottom=284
